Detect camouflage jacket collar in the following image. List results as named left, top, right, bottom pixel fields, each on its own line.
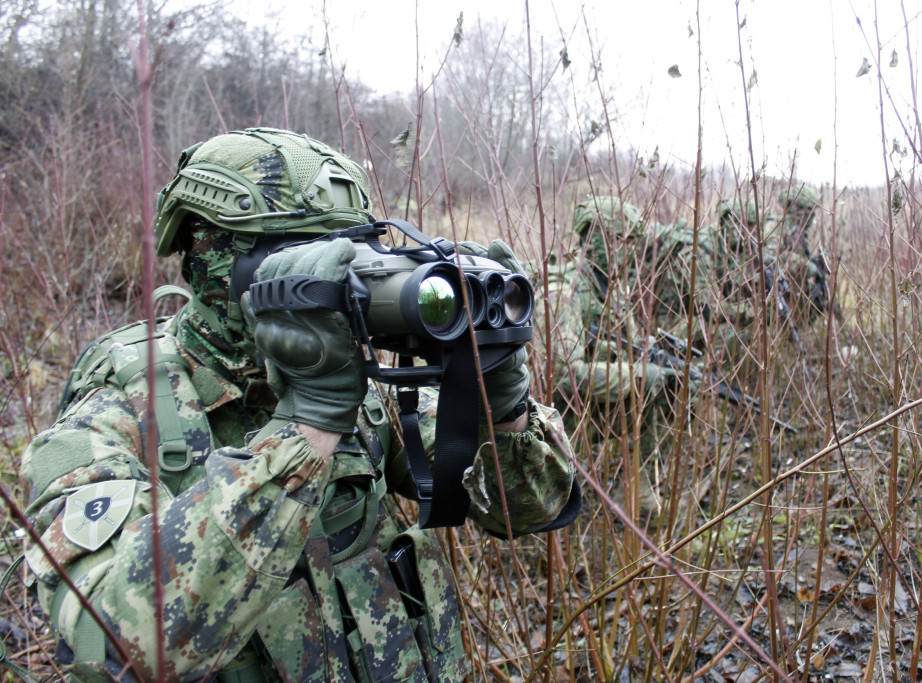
left=165, top=310, right=276, bottom=413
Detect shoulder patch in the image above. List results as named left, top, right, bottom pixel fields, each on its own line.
left=62, top=481, right=137, bottom=551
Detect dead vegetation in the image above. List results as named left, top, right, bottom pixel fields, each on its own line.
left=2, top=1, right=922, bottom=681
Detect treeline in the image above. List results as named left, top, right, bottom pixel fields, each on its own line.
left=0, top=0, right=605, bottom=225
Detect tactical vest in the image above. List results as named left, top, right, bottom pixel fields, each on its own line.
left=47, top=294, right=469, bottom=682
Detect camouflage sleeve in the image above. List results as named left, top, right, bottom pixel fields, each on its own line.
left=548, top=269, right=652, bottom=406
left=20, top=387, right=331, bottom=680
left=461, top=398, right=577, bottom=536
left=383, top=387, right=576, bottom=537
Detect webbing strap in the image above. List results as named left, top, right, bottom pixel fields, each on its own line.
left=152, top=284, right=192, bottom=303
left=48, top=582, right=106, bottom=664
left=73, top=607, right=106, bottom=663
left=319, top=477, right=387, bottom=537
left=217, top=660, right=269, bottom=682
left=398, top=336, right=479, bottom=528
left=111, top=340, right=193, bottom=491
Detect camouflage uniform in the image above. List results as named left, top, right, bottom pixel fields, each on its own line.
left=21, top=130, right=578, bottom=682
left=645, top=218, right=718, bottom=348
left=545, top=197, right=690, bottom=468
left=773, top=185, right=831, bottom=327
left=703, top=199, right=765, bottom=364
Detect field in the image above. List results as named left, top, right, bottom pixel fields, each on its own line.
left=2, top=2, right=922, bottom=681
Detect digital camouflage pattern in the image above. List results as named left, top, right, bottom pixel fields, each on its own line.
left=645, top=219, right=718, bottom=345
left=772, top=185, right=832, bottom=327
left=22, top=191, right=577, bottom=680
left=156, top=128, right=374, bottom=256
left=22, top=127, right=577, bottom=681
left=538, top=247, right=687, bottom=465
left=21, top=298, right=577, bottom=680
left=573, top=195, right=645, bottom=279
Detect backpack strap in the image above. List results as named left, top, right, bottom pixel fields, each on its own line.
left=58, top=313, right=212, bottom=495
left=107, top=337, right=198, bottom=491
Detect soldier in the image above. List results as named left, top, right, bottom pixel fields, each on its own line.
left=20, top=128, right=579, bottom=681
left=545, top=195, right=692, bottom=515
left=646, top=215, right=717, bottom=350
left=708, top=198, right=762, bottom=361
left=777, top=185, right=819, bottom=257
left=775, top=184, right=834, bottom=326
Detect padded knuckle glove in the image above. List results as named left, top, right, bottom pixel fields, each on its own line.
left=241, top=238, right=367, bottom=432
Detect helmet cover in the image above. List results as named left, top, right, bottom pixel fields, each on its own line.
left=573, top=196, right=643, bottom=238
left=156, top=128, right=374, bottom=256
left=778, top=185, right=819, bottom=210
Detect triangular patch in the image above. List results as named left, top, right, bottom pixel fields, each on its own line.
left=62, top=481, right=137, bottom=551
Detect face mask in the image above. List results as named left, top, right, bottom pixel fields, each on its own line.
left=179, top=224, right=259, bottom=372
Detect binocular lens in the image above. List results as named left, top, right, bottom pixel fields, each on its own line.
left=417, top=275, right=458, bottom=335
left=503, top=275, right=533, bottom=325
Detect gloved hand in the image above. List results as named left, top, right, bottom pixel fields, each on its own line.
left=457, top=239, right=530, bottom=423
left=483, top=345, right=530, bottom=423
left=457, top=238, right=526, bottom=275
left=641, top=362, right=677, bottom=397
left=240, top=237, right=366, bottom=432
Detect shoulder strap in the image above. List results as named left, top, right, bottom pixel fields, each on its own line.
left=107, top=335, right=200, bottom=491
left=58, top=288, right=193, bottom=417
left=58, top=313, right=211, bottom=494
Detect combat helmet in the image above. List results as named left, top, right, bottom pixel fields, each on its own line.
left=156, top=128, right=374, bottom=256
left=716, top=198, right=757, bottom=228
left=778, top=185, right=819, bottom=211
left=573, top=195, right=644, bottom=239
left=778, top=185, right=820, bottom=228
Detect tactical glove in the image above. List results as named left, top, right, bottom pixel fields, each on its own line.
left=240, top=238, right=367, bottom=432
left=457, top=239, right=531, bottom=423
left=482, top=345, right=530, bottom=423
left=457, top=238, right=526, bottom=275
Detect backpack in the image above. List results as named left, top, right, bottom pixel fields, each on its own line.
left=56, top=286, right=207, bottom=494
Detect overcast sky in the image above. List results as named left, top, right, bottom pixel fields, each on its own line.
left=234, top=0, right=922, bottom=188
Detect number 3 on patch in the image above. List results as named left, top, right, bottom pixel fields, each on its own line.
left=62, top=481, right=137, bottom=551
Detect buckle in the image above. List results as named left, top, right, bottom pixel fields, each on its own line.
left=158, top=443, right=193, bottom=472
left=428, top=236, right=456, bottom=260
left=416, top=480, right=433, bottom=501
left=361, top=399, right=388, bottom=427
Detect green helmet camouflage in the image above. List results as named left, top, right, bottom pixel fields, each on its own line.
left=778, top=185, right=819, bottom=210
left=573, top=196, right=643, bottom=238
left=716, top=198, right=757, bottom=227
left=156, top=128, right=374, bottom=256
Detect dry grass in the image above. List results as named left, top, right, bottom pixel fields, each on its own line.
left=3, top=3, right=922, bottom=682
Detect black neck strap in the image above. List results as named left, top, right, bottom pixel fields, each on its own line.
left=397, top=335, right=479, bottom=528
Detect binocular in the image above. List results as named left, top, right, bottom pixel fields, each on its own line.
left=242, top=221, right=535, bottom=386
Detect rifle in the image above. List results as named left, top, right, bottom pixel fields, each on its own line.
left=762, top=261, right=802, bottom=347
left=806, top=247, right=842, bottom=321
left=588, top=325, right=799, bottom=434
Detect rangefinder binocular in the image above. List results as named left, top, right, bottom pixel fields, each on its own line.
left=240, top=221, right=535, bottom=386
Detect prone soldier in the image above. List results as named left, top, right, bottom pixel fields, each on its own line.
left=542, top=195, right=697, bottom=515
